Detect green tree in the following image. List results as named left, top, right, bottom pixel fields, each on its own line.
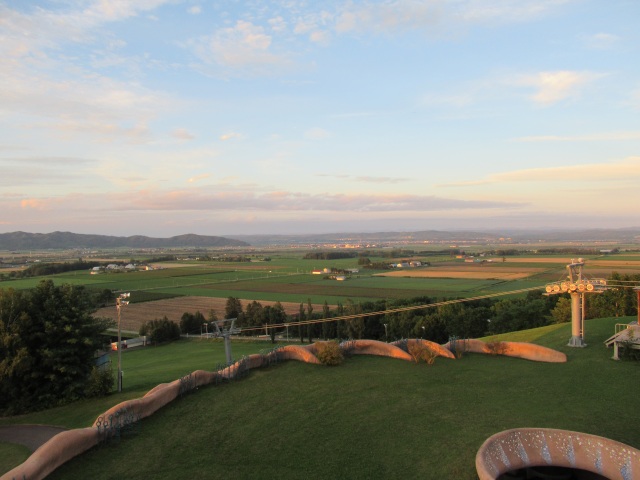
left=0, top=281, right=113, bottom=414
left=225, top=297, right=243, bottom=319
left=140, top=316, right=180, bottom=344
left=244, top=300, right=263, bottom=335
left=306, top=298, right=314, bottom=343
left=322, top=301, right=332, bottom=339
left=298, top=303, right=306, bottom=343
left=180, top=311, right=206, bottom=334
left=551, top=296, right=572, bottom=323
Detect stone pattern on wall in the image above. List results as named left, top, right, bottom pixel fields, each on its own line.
left=476, top=428, right=640, bottom=480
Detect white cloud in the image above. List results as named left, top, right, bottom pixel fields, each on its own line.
left=514, top=132, right=640, bottom=142
left=441, top=156, right=640, bottom=186
left=188, top=6, right=202, bottom=15
left=172, top=128, right=196, bottom=140
left=509, top=71, right=603, bottom=105
left=268, top=16, right=287, bottom=33
left=304, top=127, right=331, bottom=140
left=316, top=173, right=410, bottom=184
left=0, top=3, right=175, bottom=142
left=583, top=32, right=620, bottom=50
left=334, top=0, right=571, bottom=35
left=187, top=173, right=210, bottom=183
left=191, top=20, right=292, bottom=75
left=220, top=132, right=242, bottom=141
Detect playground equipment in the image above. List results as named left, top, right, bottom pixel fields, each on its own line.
left=544, top=259, right=607, bottom=347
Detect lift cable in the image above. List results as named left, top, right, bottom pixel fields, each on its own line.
left=238, top=285, right=545, bottom=334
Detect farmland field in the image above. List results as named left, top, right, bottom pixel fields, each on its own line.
left=2, top=251, right=639, bottom=333
left=94, top=296, right=326, bottom=333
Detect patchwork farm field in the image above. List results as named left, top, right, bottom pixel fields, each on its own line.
left=3, top=252, right=640, bottom=334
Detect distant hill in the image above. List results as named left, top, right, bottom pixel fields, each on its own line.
left=229, top=228, right=640, bottom=246
left=0, top=232, right=250, bottom=250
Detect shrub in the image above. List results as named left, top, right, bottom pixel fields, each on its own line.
left=315, top=341, right=344, bottom=366
left=86, top=366, right=114, bottom=397
left=408, top=342, right=437, bottom=365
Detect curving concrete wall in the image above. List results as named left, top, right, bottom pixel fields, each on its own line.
left=476, top=428, right=640, bottom=480
left=401, top=339, right=456, bottom=359
left=344, top=339, right=413, bottom=361
left=444, top=339, right=567, bottom=363
left=278, top=344, right=322, bottom=364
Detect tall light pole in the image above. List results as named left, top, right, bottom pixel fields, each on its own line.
left=116, top=292, right=130, bottom=392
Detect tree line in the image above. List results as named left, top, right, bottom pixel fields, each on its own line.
left=173, top=273, right=638, bottom=346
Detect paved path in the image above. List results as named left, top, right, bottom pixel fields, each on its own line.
left=0, top=425, right=67, bottom=452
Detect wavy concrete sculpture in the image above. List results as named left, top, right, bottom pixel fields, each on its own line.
left=1, top=339, right=567, bottom=480
left=476, top=428, right=640, bottom=480
left=341, top=339, right=414, bottom=361
left=444, top=339, right=567, bottom=363
left=278, top=344, right=321, bottom=364
left=393, top=339, right=456, bottom=359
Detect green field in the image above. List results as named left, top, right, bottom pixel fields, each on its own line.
left=2, top=317, right=639, bottom=479
left=2, top=251, right=638, bottom=311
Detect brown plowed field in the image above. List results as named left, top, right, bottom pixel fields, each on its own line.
left=377, top=270, right=533, bottom=280
left=377, top=265, right=543, bottom=280
left=95, top=297, right=321, bottom=332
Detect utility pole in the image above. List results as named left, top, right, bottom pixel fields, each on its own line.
left=116, top=292, right=130, bottom=392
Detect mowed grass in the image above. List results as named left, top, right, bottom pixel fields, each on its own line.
left=0, top=442, right=30, bottom=476
left=5, top=316, right=633, bottom=480
left=0, top=340, right=274, bottom=430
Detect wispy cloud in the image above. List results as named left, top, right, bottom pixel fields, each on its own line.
left=304, top=127, right=331, bottom=140
left=190, top=20, right=293, bottom=76
left=509, top=70, right=604, bottom=105
left=0, top=3, right=175, bottom=142
left=335, top=0, right=571, bottom=35
left=1, top=187, right=523, bottom=216
left=187, top=173, right=211, bottom=183
left=0, top=156, right=95, bottom=187
left=316, top=173, right=411, bottom=184
left=514, top=132, right=640, bottom=142
left=582, top=32, right=620, bottom=50
left=172, top=128, right=196, bottom=140
left=220, top=132, right=243, bottom=141
left=441, top=156, right=640, bottom=186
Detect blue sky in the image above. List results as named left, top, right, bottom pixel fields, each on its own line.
left=1, top=0, right=638, bottom=237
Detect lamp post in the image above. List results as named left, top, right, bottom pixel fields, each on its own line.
left=116, top=292, right=130, bottom=392
left=383, top=323, right=388, bottom=342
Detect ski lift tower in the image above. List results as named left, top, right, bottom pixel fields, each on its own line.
left=212, top=318, right=241, bottom=364
left=544, top=259, right=607, bottom=347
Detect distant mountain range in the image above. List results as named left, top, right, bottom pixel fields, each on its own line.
left=0, top=232, right=249, bottom=250
left=1, top=228, right=639, bottom=250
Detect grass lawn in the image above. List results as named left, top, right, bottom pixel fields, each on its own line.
left=1, top=316, right=635, bottom=479
left=0, top=442, right=30, bottom=475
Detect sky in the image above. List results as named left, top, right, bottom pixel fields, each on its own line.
left=1, top=0, right=639, bottom=237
